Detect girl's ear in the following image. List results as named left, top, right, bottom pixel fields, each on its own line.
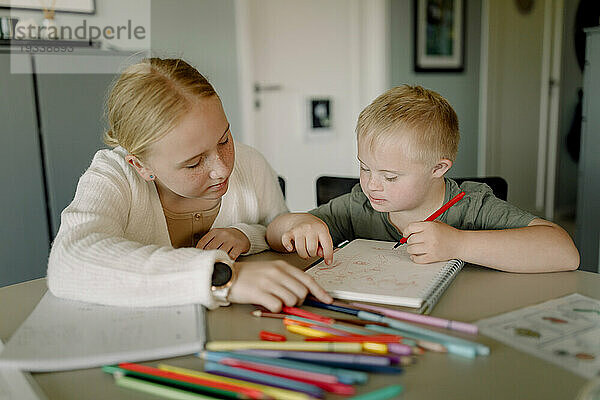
left=125, top=155, right=156, bottom=181
left=431, top=159, right=453, bottom=178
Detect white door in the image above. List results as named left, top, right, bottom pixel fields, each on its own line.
left=483, top=0, right=563, bottom=217
left=236, top=0, right=388, bottom=211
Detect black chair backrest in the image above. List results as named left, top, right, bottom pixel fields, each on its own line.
left=316, top=176, right=359, bottom=206
left=315, top=175, right=508, bottom=206
left=277, top=176, right=286, bottom=198
left=452, top=177, right=508, bottom=201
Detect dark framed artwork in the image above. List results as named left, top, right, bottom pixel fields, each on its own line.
left=0, top=0, right=96, bottom=15
left=414, top=0, right=465, bottom=72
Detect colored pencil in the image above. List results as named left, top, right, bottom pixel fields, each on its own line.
left=335, top=318, right=389, bottom=327
left=254, top=303, right=387, bottom=328
left=104, top=363, right=264, bottom=399
left=303, top=298, right=360, bottom=316
left=349, top=302, right=478, bottom=335
left=198, top=351, right=368, bottom=385
left=252, top=310, right=286, bottom=319
left=282, top=306, right=334, bottom=324
left=259, top=331, right=287, bottom=342
left=286, top=324, right=331, bottom=338
left=305, top=335, right=402, bottom=343
left=232, top=349, right=394, bottom=366
left=284, top=315, right=380, bottom=336
left=349, top=384, right=404, bottom=400
left=202, top=353, right=338, bottom=383
left=219, top=359, right=356, bottom=395
left=204, top=361, right=325, bottom=398
left=114, top=374, right=216, bottom=400
left=158, top=364, right=313, bottom=400
left=394, top=191, right=465, bottom=248
left=365, top=324, right=477, bottom=358
left=205, top=341, right=363, bottom=353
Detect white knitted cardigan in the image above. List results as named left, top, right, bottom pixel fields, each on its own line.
left=47, top=143, right=288, bottom=309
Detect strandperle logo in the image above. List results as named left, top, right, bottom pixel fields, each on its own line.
left=14, top=19, right=147, bottom=41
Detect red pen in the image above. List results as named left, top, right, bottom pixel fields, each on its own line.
left=394, top=191, right=466, bottom=248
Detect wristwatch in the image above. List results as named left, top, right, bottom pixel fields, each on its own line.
left=211, top=260, right=237, bottom=306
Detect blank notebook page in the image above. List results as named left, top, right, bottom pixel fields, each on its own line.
left=0, top=292, right=205, bottom=372
left=306, top=239, right=462, bottom=308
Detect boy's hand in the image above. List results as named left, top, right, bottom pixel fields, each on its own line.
left=196, top=228, right=251, bottom=260
left=403, top=221, right=462, bottom=264
left=281, top=215, right=334, bottom=265
left=228, top=260, right=334, bottom=312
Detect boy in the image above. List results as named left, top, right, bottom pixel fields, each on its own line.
left=266, top=85, right=579, bottom=273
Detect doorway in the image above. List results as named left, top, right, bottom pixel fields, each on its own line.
left=236, top=0, right=389, bottom=211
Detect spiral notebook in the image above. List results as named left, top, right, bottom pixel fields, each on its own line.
left=306, top=239, right=464, bottom=314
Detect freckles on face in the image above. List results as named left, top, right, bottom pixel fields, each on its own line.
left=147, top=96, right=236, bottom=200
left=357, top=138, right=431, bottom=212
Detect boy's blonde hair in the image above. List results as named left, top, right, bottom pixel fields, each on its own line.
left=104, top=58, right=217, bottom=159
left=356, top=85, right=459, bottom=164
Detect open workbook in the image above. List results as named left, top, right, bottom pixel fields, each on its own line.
left=306, top=239, right=464, bottom=313
left=0, top=292, right=206, bottom=372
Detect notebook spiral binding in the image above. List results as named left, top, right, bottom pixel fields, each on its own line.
left=417, top=259, right=465, bottom=315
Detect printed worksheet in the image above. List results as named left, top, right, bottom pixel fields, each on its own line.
left=477, top=293, right=600, bottom=379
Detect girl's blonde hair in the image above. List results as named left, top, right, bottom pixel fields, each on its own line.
left=104, top=58, right=217, bottom=159
left=356, top=85, right=459, bottom=165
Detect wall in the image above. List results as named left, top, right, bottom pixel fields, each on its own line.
left=556, top=0, right=582, bottom=216
left=150, top=0, right=241, bottom=140
left=389, top=0, right=482, bottom=178
left=1, top=0, right=242, bottom=141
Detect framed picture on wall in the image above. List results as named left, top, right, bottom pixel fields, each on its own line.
left=0, top=0, right=95, bottom=15
left=414, top=0, right=465, bottom=72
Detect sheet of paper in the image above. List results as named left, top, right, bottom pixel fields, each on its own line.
left=477, top=293, right=600, bottom=379
left=0, top=340, right=47, bottom=400
left=0, top=291, right=205, bottom=372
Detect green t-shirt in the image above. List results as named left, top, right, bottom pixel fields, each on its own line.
left=309, top=178, right=538, bottom=246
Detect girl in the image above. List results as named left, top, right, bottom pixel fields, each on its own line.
left=47, top=58, right=332, bottom=311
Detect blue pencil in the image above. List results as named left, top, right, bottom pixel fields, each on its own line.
left=310, top=361, right=403, bottom=374
left=303, top=298, right=360, bottom=316
left=233, top=350, right=395, bottom=366
left=199, top=351, right=367, bottom=385
left=203, top=361, right=324, bottom=398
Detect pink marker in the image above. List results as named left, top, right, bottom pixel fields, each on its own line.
left=349, top=302, right=478, bottom=335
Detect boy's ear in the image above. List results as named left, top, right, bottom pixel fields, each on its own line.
left=431, top=159, right=453, bottom=178
left=125, top=155, right=156, bottom=181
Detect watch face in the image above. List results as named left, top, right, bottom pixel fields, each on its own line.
left=212, top=262, right=233, bottom=287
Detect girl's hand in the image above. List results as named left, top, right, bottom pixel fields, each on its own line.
left=196, top=228, right=251, bottom=260
left=403, top=221, right=462, bottom=264
left=281, top=215, right=334, bottom=265
left=228, top=260, right=333, bottom=312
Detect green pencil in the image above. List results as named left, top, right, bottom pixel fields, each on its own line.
left=348, top=384, right=404, bottom=400
left=103, top=365, right=251, bottom=399
left=348, top=385, right=403, bottom=400
left=114, top=374, right=219, bottom=400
